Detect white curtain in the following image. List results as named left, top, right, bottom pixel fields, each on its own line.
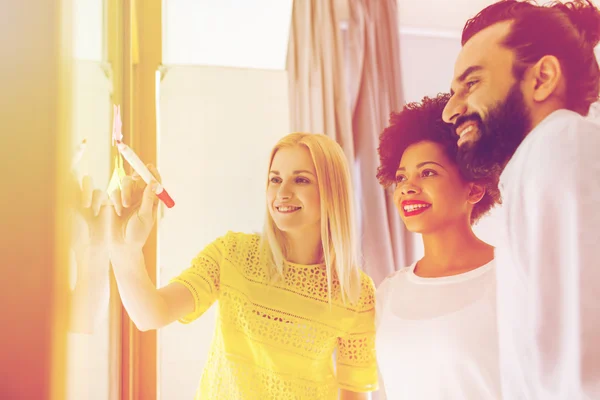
left=287, top=0, right=415, bottom=286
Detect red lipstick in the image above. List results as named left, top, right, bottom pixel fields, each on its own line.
left=401, top=200, right=431, bottom=217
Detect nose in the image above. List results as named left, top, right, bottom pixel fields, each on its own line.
left=398, top=182, right=421, bottom=196
left=276, top=181, right=293, bottom=201
left=442, top=95, right=467, bottom=125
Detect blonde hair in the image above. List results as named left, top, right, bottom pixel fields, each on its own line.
left=262, top=133, right=362, bottom=304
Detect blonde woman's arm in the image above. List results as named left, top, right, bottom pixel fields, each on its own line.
left=110, top=248, right=195, bottom=331
left=108, top=165, right=220, bottom=331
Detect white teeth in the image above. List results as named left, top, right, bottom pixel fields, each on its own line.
left=277, top=206, right=300, bottom=212
left=460, top=125, right=475, bottom=137
left=403, top=204, right=431, bottom=212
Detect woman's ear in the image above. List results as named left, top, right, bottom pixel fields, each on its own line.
left=467, top=183, right=486, bottom=204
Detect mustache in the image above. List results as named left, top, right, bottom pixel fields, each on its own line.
left=454, top=113, right=483, bottom=130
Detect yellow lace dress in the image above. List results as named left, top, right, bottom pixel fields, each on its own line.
left=172, top=231, right=378, bottom=399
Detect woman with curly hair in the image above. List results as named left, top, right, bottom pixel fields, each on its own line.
left=374, top=93, right=502, bottom=399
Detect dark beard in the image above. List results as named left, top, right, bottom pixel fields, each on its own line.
left=456, top=84, right=531, bottom=181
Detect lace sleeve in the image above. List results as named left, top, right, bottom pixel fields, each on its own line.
left=171, top=234, right=228, bottom=323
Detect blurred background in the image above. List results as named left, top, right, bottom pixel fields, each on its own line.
left=2, top=0, right=599, bottom=399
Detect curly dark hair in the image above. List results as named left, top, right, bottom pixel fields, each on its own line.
left=376, top=93, right=501, bottom=225
left=462, top=0, right=600, bottom=116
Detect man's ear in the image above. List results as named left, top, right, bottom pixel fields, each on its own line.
left=530, top=55, right=563, bottom=103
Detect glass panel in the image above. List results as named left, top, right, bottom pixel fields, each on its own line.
left=66, top=2, right=113, bottom=399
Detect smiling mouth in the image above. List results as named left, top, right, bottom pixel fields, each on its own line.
left=402, top=203, right=431, bottom=217
left=458, top=124, right=475, bottom=137
left=276, top=205, right=301, bottom=213
left=456, top=123, right=478, bottom=146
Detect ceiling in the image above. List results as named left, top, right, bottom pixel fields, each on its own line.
left=336, top=0, right=600, bottom=36
left=398, top=0, right=496, bottom=33
left=335, top=0, right=496, bottom=35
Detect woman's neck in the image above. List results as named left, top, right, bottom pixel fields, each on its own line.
left=417, top=221, right=494, bottom=277
left=284, top=227, right=323, bottom=265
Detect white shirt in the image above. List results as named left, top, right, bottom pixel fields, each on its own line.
left=495, top=109, right=600, bottom=399
left=376, top=261, right=501, bottom=399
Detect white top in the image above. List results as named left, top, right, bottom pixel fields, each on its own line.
left=495, top=109, right=600, bottom=399
left=376, top=260, right=501, bottom=399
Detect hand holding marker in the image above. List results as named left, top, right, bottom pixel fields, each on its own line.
left=112, top=105, right=175, bottom=208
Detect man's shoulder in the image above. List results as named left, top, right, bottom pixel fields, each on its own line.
left=525, top=110, right=600, bottom=165
left=537, top=109, right=600, bottom=143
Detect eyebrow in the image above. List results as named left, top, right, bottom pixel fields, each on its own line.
left=396, top=161, right=447, bottom=173
left=450, top=65, right=483, bottom=95
left=269, top=170, right=316, bottom=176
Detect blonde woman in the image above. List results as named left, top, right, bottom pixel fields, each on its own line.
left=108, top=133, right=378, bottom=399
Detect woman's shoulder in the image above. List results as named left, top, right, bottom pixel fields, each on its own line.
left=381, top=263, right=416, bottom=284
left=203, top=231, right=263, bottom=264
left=221, top=230, right=261, bottom=241
left=217, top=231, right=262, bottom=250
left=376, top=263, right=416, bottom=297
left=354, top=267, right=410, bottom=311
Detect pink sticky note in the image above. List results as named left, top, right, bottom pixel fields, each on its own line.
left=112, top=104, right=123, bottom=145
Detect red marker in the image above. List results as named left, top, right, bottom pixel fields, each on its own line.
left=115, top=140, right=175, bottom=208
